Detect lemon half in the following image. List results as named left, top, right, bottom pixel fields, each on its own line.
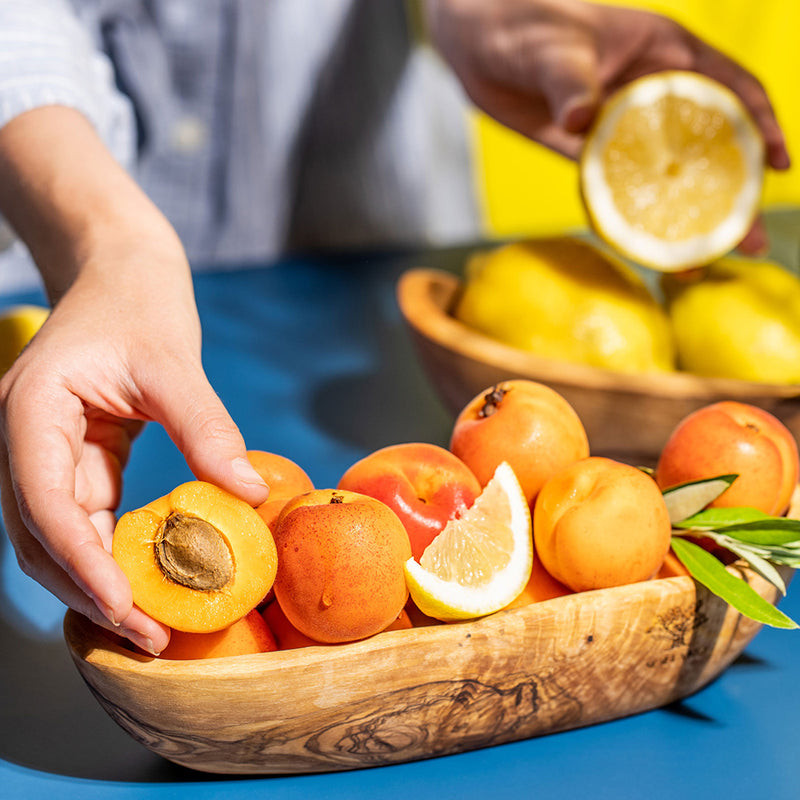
left=580, top=71, right=765, bottom=272
left=0, top=304, right=49, bottom=376
left=404, top=461, right=532, bottom=621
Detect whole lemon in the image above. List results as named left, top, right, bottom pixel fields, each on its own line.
left=662, top=257, right=800, bottom=384
left=453, top=237, right=675, bottom=373
left=0, top=304, right=49, bottom=376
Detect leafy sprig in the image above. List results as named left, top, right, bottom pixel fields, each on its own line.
left=662, top=475, right=799, bottom=630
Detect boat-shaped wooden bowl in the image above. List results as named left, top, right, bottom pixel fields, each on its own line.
left=64, top=561, right=792, bottom=775
left=397, top=268, right=800, bottom=465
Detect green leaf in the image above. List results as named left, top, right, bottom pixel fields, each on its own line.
left=662, top=475, right=738, bottom=524
left=674, top=506, right=771, bottom=529
left=670, top=537, right=798, bottom=629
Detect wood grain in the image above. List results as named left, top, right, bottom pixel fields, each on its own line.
left=64, top=562, right=792, bottom=774
left=396, top=268, right=800, bottom=464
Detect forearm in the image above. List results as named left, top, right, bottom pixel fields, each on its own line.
left=0, top=105, right=191, bottom=306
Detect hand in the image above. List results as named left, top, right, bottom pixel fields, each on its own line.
left=0, top=109, right=269, bottom=654
left=424, top=0, right=790, bottom=253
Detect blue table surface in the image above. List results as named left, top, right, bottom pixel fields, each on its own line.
left=2, top=244, right=800, bottom=800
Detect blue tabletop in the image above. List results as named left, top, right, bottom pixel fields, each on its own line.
left=2, top=247, right=800, bottom=800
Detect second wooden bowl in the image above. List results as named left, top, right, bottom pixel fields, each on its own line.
left=396, top=268, right=800, bottom=465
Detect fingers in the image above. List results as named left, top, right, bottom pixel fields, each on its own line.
left=737, top=216, right=770, bottom=256
left=145, top=365, right=269, bottom=507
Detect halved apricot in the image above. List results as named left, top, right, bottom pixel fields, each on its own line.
left=112, top=481, right=278, bottom=632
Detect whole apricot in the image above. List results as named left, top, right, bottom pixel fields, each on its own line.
left=534, top=457, right=672, bottom=593
left=272, top=489, right=412, bottom=643
left=337, top=442, right=481, bottom=560
left=450, top=380, right=590, bottom=506
left=655, top=401, right=800, bottom=516
left=247, top=450, right=315, bottom=529
left=159, top=609, right=278, bottom=660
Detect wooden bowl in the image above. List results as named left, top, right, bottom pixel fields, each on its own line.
left=64, top=562, right=791, bottom=775
left=397, top=268, right=800, bottom=465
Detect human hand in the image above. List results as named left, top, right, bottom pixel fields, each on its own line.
left=424, top=0, right=790, bottom=254
left=0, top=109, right=269, bottom=654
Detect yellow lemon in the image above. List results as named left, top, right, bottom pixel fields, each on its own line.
left=662, top=257, right=800, bottom=383
left=453, top=236, right=675, bottom=373
left=580, top=71, right=765, bottom=272
left=0, top=304, right=49, bottom=376
left=404, top=461, right=532, bottom=622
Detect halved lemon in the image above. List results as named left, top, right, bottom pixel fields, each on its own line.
left=580, top=71, right=765, bottom=272
left=404, top=461, right=533, bottom=621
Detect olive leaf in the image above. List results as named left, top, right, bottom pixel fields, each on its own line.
left=670, top=537, right=798, bottom=630
left=663, top=472, right=800, bottom=628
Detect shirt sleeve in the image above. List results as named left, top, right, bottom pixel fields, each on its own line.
left=0, top=0, right=137, bottom=261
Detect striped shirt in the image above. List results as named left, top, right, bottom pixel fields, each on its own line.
left=0, top=0, right=480, bottom=293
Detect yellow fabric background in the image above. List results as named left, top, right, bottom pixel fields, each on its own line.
left=474, top=0, right=799, bottom=238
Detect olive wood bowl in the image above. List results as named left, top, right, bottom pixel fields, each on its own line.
left=396, top=268, right=800, bottom=465
left=64, top=561, right=792, bottom=775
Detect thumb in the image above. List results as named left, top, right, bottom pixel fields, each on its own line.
left=151, top=370, right=270, bottom=506
left=539, top=42, right=601, bottom=134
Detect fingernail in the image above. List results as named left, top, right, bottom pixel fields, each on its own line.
left=232, top=456, right=269, bottom=489
left=91, top=595, right=120, bottom=627
left=122, top=629, right=160, bottom=656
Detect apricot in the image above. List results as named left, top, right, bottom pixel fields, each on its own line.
left=337, top=442, right=481, bottom=560
left=159, top=609, right=278, bottom=660
left=502, top=553, right=574, bottom=609
left=262, top=602, right=412, bottom=651
left=533, top=457, right=672, bottom=593
left=655, top=401, right=800, bottom=516
left=272, top=489, right=412, bottom=643
left=450, top=380, right=590, bottom=506
left=112, top=481, right=278, bottom=633
left=247, top=450, right=315, bottom=530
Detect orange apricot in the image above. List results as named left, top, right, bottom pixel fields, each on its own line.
left=112, top=481, right=278, bottom=633
left=450, top=380, right=590, bottom=506
left=247, top=450, right=315, bottom=529
left=533, top=457, right=672, bottom=593
left=503, top=553, right=574, bottom=609
left=159, top=609, right=278, bottom=660
left=272, top=489, right=411, bottom=643
left=655, top=401, right=800, bottom=516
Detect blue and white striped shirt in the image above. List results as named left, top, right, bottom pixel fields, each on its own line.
left=0, top=0, right=480, bottom=293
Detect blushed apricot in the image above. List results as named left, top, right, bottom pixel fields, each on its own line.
left=159, top=609, right=278, bottom=660
left=272, top=489, right=411, bottom=643
left=112, top=481, right=278, bottom=633
left=655, top=401, right=800, bottom=516
left=450, top=380, right=590, bottom=507
left=533, top=457, right=672, bottom=593
left=247, top=450, right=315, bottom=529
left=502, top=553, right=574, bottom=609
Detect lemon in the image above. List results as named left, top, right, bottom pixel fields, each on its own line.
left=0, top=304, right=49, bottom=376
left=580, top=71, right=765, bottom=272
left=404, top=461, right=532, bottom=621
left=453, top=236, right=675, bottom=373
left=662, top=257, right=800, bottom=383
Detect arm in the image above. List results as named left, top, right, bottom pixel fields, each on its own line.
left=423, top=0, right=790, bottom=252
left=0, top=107, right=269, bottom=653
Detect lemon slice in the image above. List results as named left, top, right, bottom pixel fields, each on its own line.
left=404, top=461, right=532, bottom=621
left=580, top=71, right=765, bottom=272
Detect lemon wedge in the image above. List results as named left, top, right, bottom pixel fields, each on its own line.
left=0, top=304, right=49, bottom=376
left=404, top=461, right=532, bottom=621
left=580, top=71, right=764, bottom=272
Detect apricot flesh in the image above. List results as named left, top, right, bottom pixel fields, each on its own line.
left=112, top=481, right=278, bottom=633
